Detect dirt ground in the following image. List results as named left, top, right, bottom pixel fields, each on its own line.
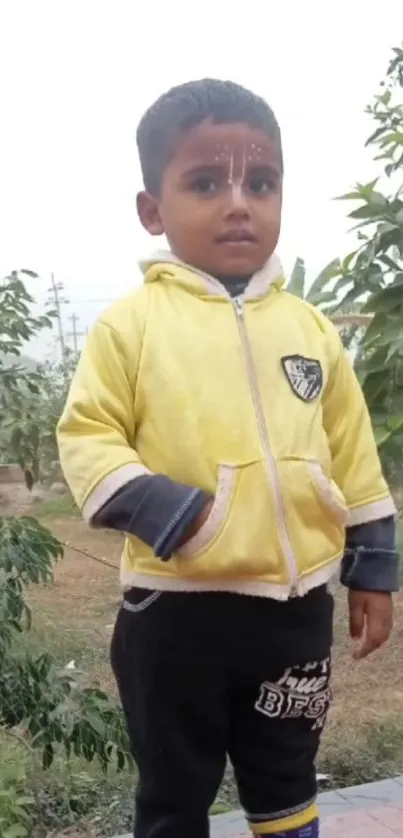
left=0, top=481, right=35, bottom=514
left=3, top=478, right=402, bottom=734
left=29, top=516, right=123, bottom=694
left=2, top=483, right=403, bottom=835
left=27, top=509, right=403, bottom=733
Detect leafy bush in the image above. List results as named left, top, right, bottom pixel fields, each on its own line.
left=289, top=45, right=403, bottom=476
left=0, top=271, right=131, bottom=837
left=0, top=758, right=35, bottom=838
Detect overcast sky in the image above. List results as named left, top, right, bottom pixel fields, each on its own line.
left=1, top=1, right=403, bottom=357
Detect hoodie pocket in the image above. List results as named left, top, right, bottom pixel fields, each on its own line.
left=178, top=465, right=236, bottom=558
left=307, top=460, right=348, bottom=526
left=277, top=458, right=348, bottom=571
left=175, top=460, right=284, bottom=580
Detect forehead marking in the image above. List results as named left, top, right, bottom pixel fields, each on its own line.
left=228, top=149, right=247, bottom=203
left=193, top=141, right=271, bottom=199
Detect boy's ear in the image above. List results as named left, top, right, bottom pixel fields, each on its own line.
left=136, top=191, right=164, bottom=236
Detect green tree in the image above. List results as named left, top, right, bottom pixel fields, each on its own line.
left=286, top=258, right=369, bottom=350
left=17, top=351, right=77, bottom=485
left=0, top=271, right=130, bottom=837
left=289, top=45, right=403, bottom=468
left=327, top=45, right=403, bottom=461
left=0, top=271, right=77, bottom=484
left=0, top=271, right=54, bottom=486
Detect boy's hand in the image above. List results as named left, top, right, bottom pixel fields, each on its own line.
left=349, top=590, right=393, bottom=660
left=178, top=499, right=214, bottom=546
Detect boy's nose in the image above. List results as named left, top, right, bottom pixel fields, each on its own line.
left=224, top=185, right=251, bottom=217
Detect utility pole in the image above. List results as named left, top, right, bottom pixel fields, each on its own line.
left=69, top=313, right=79, bottom=354
left=67, top=313, right=86, bottom=355
left=47, top=273, right=68, bottom=363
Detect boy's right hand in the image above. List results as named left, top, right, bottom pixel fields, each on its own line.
left=178, top=499, right=214, bottom=546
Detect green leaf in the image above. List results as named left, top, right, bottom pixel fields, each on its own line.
left=377, top=221, right=399, bottom=235
left=15, top=796, right=35, bottom=807
left=20, top=269, right=38, bottom=278
left=308, top=291, right=336, bottom=307
left=341, top=251, right=357, bottom=272
left=10, top=426, right=22, bottom=453
left=335, top=190, right=364, bottom=201
left=362, top=370, right=390, bottom=403
left=380, top=131, right=403, bottom=145
left=331, top=275, right=353, bottom=298
left=374, top=425, right=393, bottom=447
left=3, top=827, right=29, bottom=838
left=385, top=340, right=403, bottom=363
left=23, top=470, right=34, bottom=492
left=335, top=179, right=379, bottom=202
left=359, top=179, right=380, bottom=198
left=306, top=259, right=340, bottom=301
left=388, top=412, right=403, bottom=431
left=369, top=191, right=388, bottom=208
left=366, top=319, right=403, bottom=347
left=86, top=711, right=107, bottom=738
left=365, top=124, right=389, bottom=145
left=287, top=257, right=305, bottom=298
left=326, top=285, right=362, bottom=314
left=379, top=254, right=402, bottom=272
left=349, top=204, right=384, bottom=220
left=42, top=742, right=54, bottom=769
left=362, top=285, right=403, bottom=314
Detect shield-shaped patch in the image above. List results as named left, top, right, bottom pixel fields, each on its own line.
left=281, top=355, right=323, bottom=402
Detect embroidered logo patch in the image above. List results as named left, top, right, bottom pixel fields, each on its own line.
left=281, top=355, right=323, bottom=401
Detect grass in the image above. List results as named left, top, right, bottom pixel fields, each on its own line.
left=320, top=721, right=403, bottom=787
left=1, top=509, right=403, bottom=836
left=30, top=493, right=79, bottom=519
left=0, top=729, right=136, bottom=838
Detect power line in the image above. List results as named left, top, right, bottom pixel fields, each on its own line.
left=63, top=298, right=116, bottom=305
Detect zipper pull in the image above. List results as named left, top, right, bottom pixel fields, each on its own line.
left=233, top=297, right=244, bottom=316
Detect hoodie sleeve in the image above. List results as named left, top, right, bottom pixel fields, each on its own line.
left=321, top=324, right=399, bottom=591
left=92, top=475, right=211, bottom=561
left=57, top=317, right=211, bottom=558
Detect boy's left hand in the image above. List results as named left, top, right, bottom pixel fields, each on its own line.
left=349, top=590, right=393, bottom=660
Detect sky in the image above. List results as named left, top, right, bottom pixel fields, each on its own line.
left=1, top=0, right=403, bottom=358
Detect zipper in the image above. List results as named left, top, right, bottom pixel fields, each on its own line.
left=233, top=296, right=298, bottom=595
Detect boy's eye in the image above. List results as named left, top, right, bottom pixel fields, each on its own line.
left=249, top=176, right=276, bottom=195
left=192, top=176, right=218, bottom=194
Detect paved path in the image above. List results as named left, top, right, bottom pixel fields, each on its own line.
left=117, top=776, right=403, bottom=837
left=216, top=806, right=403, bottom=836
left=323, top=804, right=403, bottom=835
left=211, top=777, right=403, bottom=837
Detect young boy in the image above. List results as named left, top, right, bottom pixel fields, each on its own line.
left=57, top=80, right=399, bottom=838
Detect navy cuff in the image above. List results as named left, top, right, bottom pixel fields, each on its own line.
left=93, top=474, right=211, bottom=562
left=341, top=547, right=400, bottom=592
left=341, top=516, right=399, bottom=592
left=155, top=490, right=211, bottom=561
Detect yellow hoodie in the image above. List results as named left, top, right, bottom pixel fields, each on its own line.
left=57, top=253, right=395, bottom=599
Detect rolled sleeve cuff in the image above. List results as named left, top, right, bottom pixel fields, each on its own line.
left=341, top=547, right=400, bottom=592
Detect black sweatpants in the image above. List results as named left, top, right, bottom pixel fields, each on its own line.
left=111, top=586, right=333, bottom=838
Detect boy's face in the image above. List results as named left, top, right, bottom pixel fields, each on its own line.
left=137, top=121, right=283, bottom=279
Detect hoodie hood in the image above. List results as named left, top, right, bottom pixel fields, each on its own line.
left=139, top=249, right=285, bottom=301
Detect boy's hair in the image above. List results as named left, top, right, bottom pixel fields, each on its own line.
left=136, top=78, right=283, bottom=196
